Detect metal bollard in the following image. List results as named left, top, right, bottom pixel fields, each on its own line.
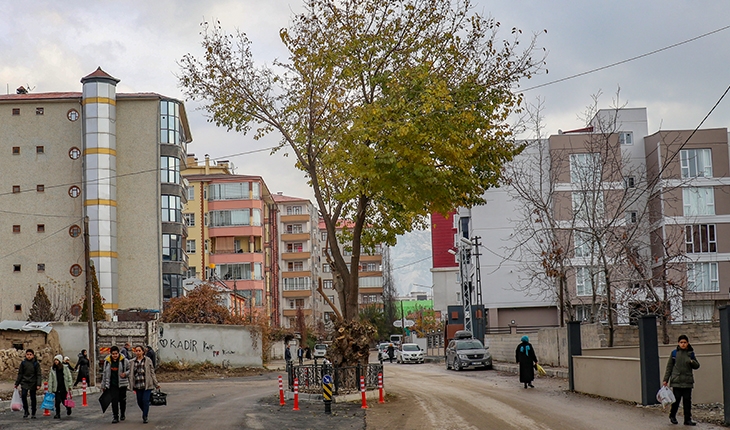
left=278, top=375, right=285, bottom=406
left=360, top=375, right=368, bottom=409
left=323, top=374, right=333, bottom=415
left=293, top=378, right=300, bottom=411
left=378, top=372, right=384, bottom=404
left=82, top=378, right=88, bottom=407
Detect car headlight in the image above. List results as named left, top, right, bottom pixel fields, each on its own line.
left=457, top=354, right=467, bottom=359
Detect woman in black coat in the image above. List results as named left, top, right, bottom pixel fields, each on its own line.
left=74, top=349, right=90, bottom=387
left=516, top=336, right=539, bottom=388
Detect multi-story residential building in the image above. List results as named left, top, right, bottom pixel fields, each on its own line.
left=181, top=156, right=276, bottom=322
left=318, top=220, right=385, bottom=325
left=0, top=68, right=190, bottom=319
left=274, top=194, right=319, bottom=328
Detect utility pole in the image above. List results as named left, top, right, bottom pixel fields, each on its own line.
left=458, top=236, right=474, bottom=334
left=83, top=216, right=96, bottom=386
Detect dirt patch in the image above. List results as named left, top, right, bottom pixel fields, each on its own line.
left=155, top=362, right=274, bottom=383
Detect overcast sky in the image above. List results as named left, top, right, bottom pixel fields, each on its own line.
left=3, top=1, right=729, bottom=294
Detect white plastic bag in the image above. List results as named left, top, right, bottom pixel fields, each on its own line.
left=11, top=388, right=23, bottom=411
left=656, top=386, right=676, bottom=409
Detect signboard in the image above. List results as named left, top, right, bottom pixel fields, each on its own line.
left=392, top=319, right=415, bottom=328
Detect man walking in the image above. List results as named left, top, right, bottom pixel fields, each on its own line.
left=14, top=349, right=41, bottom=419
left=101, top=346, right=130, bottom=423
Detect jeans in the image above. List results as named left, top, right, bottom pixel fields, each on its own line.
left=669, top=387, right=692, bottom=422
left=109, top=386, right=127, bottom=418
left=20, top=388, right=37, bottom=415
left=135, top=389, right=152, bottom=418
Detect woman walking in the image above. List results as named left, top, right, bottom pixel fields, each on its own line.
left=129, top=345, right=160, bottom=424
left=48, top=354, right=73, bottom=419
left=515, top=336, right=538, bottom=388
left=73, top=349, right=90, bottom=387
left=663, top=334, right=700, bottom=426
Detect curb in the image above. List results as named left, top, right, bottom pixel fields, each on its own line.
left=492, top=362, right=569, bottom=379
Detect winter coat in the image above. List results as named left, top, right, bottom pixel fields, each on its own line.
left=101, top=355, right=130, bottom=389
left=129, top=356, right=159, bottom=391
left=145, top=348, right=157, bottom=367
left=387, top=345, right=395, bottom=359
left=15, top=358, right=42, bottom=390
left=516, top=341, right=538, bottom=383
left=663, top=346, right=700, bottom=389
left=48, top=365, right=73, bottom=393
left=120, top=346, right=133, bottom=360
left=285, top=347, right=292, bottom=362
left=75, top=353, right=90, bottom=373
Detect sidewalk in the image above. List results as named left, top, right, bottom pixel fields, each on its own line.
left=0, top=380, right=100, bottom=405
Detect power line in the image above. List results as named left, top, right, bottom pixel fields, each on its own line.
left=523, top=24, right=730, bottom=92
left=392, top=256, right=431, bottom=271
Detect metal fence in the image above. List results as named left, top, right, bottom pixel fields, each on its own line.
left=287, top=361, right=384, bottom=394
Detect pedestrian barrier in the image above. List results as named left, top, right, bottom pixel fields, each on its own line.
left=378, top=372, right=384, bottom=404
left=293, top=378, right=300, bottom=411
left=43, top=381, right=50, bottom=416
left=82, top=378, right=88, bottom=407
left=278, top=375, right=285, bottom=406
left=360, top=376, right=368, bottom=409
left=287, top=362, right=383, bottom=394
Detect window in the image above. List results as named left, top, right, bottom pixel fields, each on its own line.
left=287, top=205, right=302, bottom=215
left=12, top=146, right=20, bottom=155
left=68, top=186, right=80, bottom=198
left=36, top=146, right=44, bottom=154
left=160, top=156, right=180, bottom=184
left=328, top=295, right=336, bottom=303
left=569, top=153, right=600, bottom=184
left=187, top=186, right=195, bottom=201
left=162, top=234, right=184, bottom=262
left=683, top=187, right=714, bottom=216
left=186, top=239, right=196, bottom=254
left=12, top=108, right=20, bottom=115
left=575, top=267, right=605, bottom=296
left=12, top=185, right=20, bottom=194
left=13, top=264, right=21, bottom=272
left=681, top=149, right=712, bottom=179
left=67, top=109, right=79, bottom=121
left=287, top=261, right=304, bottom=271
left=687, top=262, right=719, bottom=292
left=286, top=243, right=303, bottom=253
left=208, top=182, right=250, bottom=200
left=286, top=224, right=303, bottom=234
left=295, top=299, right=305, bottom=308
left=322, top=263, right=331, bottom=272
left=685, top=224, right=716, bottom=253
left=36, top=184, right=44, bottom=192
left=210, top=209, right=251, bottom=227
left=13, top=304, right=22, bottom=313
left=37, top=224, right=44, bottom=233
left=70, top=264, right=82, bottom=277
left=574, top=231, right=594, bottom=257
left=323, top=279, right=333, bottom=289
left=183, top=213, right=196, bottom=227
left=283, top=277, right=311, bottom=290
left=69, top=147, right=80, bottom=159
left=12, top=225, right=20, bottom=233
left=682, top=301, right=714, bottom=322
left=161, top=195, right=182, bottom=222
left=160, top=100, right=184, bottom=146
left=321, top=232, right=327, bottom=241
left=214, top=263, right=263, bottom=280
left=359, top=277, right=383, bottom=287
left=186, top=267, right=197, bottom=278
left=251, top=182, right=260, bottom=200
left=37, top=264, right=45, bottom=272
left=163, top=273, right=184, bottom=299
left=69, top=225, right=81, bottom=237
left=619, top=132, right=633, bottom=145
left=361, top=263, right=380, bottom=272
left=572, top=191, right=604, bottom=221
left=36, top=107, right=44, bottom=115
left=625, top=211, right=638, bottom=224
left=624, top=176, right=635, bottom=189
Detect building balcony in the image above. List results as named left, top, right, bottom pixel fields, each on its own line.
left=208, top=225, right=264, bottom=238
left=283, top=289, right=312, bottom=298
left=281, top=233, right=310, bottom=242
left=282, top=271, right=312, bottom=278
left=208, top=252, right=265, bottom=265
left=281, top=214, right=310, bottom=223
left=282, top=251, right=311, bottom=260
left=359, top=255, right=382, bottom=262
left=283, top=308, right=313, bottom=317
left=359, top=286, right=384, bottom=295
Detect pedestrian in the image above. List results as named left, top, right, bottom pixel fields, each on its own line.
left=63, top=356, right=73, bottom=372
left=663, top=334, right=700, bottom=426
left=120, top=342, right=133, bottom=360
left=297, top=346, right=304, bottom=365
left=516, top=335, right=538, bottom=388
left=130, top=345, right=160, bottom=424
left=305, top=346, right=311, bottom=360
left=387, top=343, right=395, bottom=364
left=145, top=345, right=157, bottom=368
left=48, top=354, right=73, bottom=419
left=73, top=349, right=90, bottom=387
left=14, top=348, right=41, bottom=419
left=284, top=344, right=292, bottom=364
left=101, top=345, right=130, bottom=423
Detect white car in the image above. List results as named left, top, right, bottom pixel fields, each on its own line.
left=377, top=343, right=391, bottom=361
left=313, top=344, right=328, bottom=358
left=396, top=343, right=424, bottom=364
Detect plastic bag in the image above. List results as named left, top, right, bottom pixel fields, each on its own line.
left=11, top=388, right=22, bottom=411
left=656, top=386, right=675, bottom=409
left=64, top=392, right=75, bottom=409
left=41, top=392, right=55, bottom=411
left=536, top=364, right=547, bottom=377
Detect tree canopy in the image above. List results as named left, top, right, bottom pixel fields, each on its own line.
left=28, top=285, right=54, bottom=322
left=179, top=0, right=545, bottom=321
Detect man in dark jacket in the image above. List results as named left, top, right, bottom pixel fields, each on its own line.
left=145, top=345, right=157, bottom=368
left=516, top=336, right=538, bottom=388
left=663, top=334, right=700, bottom=426
left=14, top=349, right=42, bottom=419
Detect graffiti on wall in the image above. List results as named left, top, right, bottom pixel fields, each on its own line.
left=159, top=337, right=235, bottom=357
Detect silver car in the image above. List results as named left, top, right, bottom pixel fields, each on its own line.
left=446, top=338, right=492, bottom=370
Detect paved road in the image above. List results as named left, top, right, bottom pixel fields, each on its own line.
left=367, top=361, right=724, bottom=430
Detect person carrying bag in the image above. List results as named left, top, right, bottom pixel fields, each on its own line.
left=663, top=334, right=700, bottom=426
left=14, top=348, right=42, bottom=419
left=129, top=345, right=161, bottom=424
left=48, top=354, right=73, bottom=419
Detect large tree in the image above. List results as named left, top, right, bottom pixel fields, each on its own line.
left=28, top=285, right=54, bottom=322
left=180, top=0, right=544, bottom=322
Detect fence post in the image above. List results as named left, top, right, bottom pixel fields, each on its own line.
left=720, top=306, right=730, bottom=425
left=567, top=320, right=582, bottom=392
left=638, top=314, right=660, bottom=406
left=356, top=363, right=361, bottom=386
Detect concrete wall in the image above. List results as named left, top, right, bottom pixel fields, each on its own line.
left=53, top=322, right=89, bottom=358
left=610, top=322, right=720, bottom=346
left=573, top=356, right=643, bottom=403
left=158, top=323, right=261, bottom=367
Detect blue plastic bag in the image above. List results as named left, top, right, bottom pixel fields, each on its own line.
left=41, top=393, right=55, bottom=411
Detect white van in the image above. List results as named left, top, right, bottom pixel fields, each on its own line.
left=389, top=334, right=403, bottom=346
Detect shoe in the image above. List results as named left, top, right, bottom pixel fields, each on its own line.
left=67, top=407, right=72, bottom=416
left=684, top=420, right=696, bottom=426
left=23, top=412, right=29, bottom=419
left=121, top=415, right=125, bottom=421
left=53, top=414, right=60, bottom=419
left=143, top=416, right=148, bottom=423
left=669, top=416, right=678, bottom=424
left=528, top=383, right=534, bottom=388
left=31, top=415, right=36, bottom=419
left=112, top=417, right=119, bottom=423
left=524, top=383, right=528, bottom=388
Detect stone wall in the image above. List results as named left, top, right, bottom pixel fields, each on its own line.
left=609, top=322, right=720, bottom=346
left=0, top=329, right=62, bottom=380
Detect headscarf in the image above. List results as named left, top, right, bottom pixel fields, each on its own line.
left=521, top=335, right=529, bottom=343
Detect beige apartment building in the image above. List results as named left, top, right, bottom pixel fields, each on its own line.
left=0, top=68, right=190, bottom=320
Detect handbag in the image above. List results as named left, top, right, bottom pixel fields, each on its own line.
left=150, top=389, right=167, bottom=406
left=11, top=388, right=22, bottom=411
left=41, top=392, right=55, bottom=411
left=64, top=392, right=75, bottom=408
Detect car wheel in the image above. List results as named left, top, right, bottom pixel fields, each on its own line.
left=454, top=360, right=461, bottom=371
left=485, top=364, right=493, bottom=370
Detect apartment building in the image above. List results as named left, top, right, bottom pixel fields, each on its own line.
left=0, top=68, right=190, bottom=319
left=318, top=220, right=385, bottom=325
left=182, top=157, right=276, bottom=321
left=274, top=195, right=319, bottom=328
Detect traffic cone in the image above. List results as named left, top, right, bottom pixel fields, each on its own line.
left=278, top=375, right=285, bottom=406
left=43, top=381, right=50, bottom=416
left=378, top=373, right=384, bottom=404
left=360, top=376, right=368, bottom=409
left=82, top=378, right=88, bottom=407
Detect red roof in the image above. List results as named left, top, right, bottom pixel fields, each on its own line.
left=81, top=67, right=120, bottom=84
left=273, top=194, right=309, bottom=203
left=0, top=92, right=168, bottom=102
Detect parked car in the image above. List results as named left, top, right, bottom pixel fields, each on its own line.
left=377, top=342, right=390, bottom=361
left=396, top=343, right=424, bottom=364
left=445, top=338, right=492, bottom=371
left=313, top=343, right=328, bottom=358
left=389, top=334, right=403, bottom=346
